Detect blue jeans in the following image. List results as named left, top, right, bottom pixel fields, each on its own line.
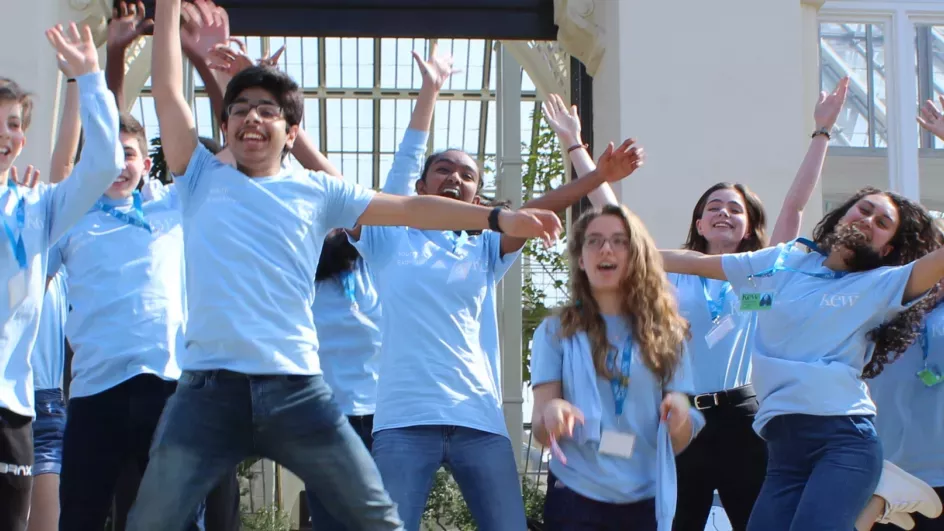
left=306, top=414, right=374, bottom=530
left=372, top=425, right=526, bottom=531
left=31, top=388, right=66, bottom=476
left=747, top=414, right=883, bottom=531
left=126, top=371, right=402, bottom=531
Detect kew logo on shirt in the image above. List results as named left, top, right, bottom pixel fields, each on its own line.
left=820, top=293, right=860, bottom=308
left=0, top=462, right=31, bottom=476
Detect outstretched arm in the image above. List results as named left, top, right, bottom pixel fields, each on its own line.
left=499, top=138, right=644, bottom=255
left=152, top=0, right=198, bottom=177
left=660, top=249, right=727, bottom=280
left=905, top=99, right=944, bottom=302
left=543, top=93, right=619, bottom=207
left=770, top=78, right=849, bottom=246
left=48, top=79, right=80, bottom=184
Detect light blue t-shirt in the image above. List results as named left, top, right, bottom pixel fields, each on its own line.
left=31, top=271, right=68, bottom=391
left=354, top=227, right=519, bottom=437
left=530, top=314, right=700, bottom=504
left=175, top=144, right=374, bottom=374
left=721, top=241, right=916, bottom=435
left=313, top=258, right=381, bottom=416
left=48, top=189, right=185, bottom=398
left=669, top=273, right=755, bottom=394
left=0, top=71, right=123, bottom=417
left=870, top=303, right=944, bottom=487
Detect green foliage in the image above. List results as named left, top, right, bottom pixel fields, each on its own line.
left=240, top=506, right=292, bottom=531
left=422, top=469, right=546, bottom=530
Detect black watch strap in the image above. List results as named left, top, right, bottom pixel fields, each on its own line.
left=488, top=207, right=504, bottom=233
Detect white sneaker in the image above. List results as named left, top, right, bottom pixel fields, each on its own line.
left=878, top=512, right=915, bottom=530
left=874, top=460, right=943, bottom=523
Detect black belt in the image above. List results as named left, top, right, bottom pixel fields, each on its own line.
left=688, top=384, right=756, bottom=411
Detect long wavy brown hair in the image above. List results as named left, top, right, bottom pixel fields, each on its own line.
left=559, top=205, right=690, bottom=384
left=683, top=182, right=768, bottom=254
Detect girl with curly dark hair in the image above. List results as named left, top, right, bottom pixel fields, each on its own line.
left=660, top=184, right=944, bottom=531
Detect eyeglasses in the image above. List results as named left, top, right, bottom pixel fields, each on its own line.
left=584, top=235, right=630, bottom=250
left=226, top=102, right=283, bottom=121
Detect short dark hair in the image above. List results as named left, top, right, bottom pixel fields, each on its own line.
left=0, top=78, right=34, bottom=131
left=118, top=113, right=148, bottom=157
left=198, top=136, right=222, bottom=155
left=221, top=66, right=303, bottom=128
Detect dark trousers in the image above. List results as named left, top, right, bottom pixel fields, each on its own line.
left=542, top=471, right=657, bottom=531
left=305, top=414, right=374, bottom=530
left=0, top=407, right=32, bottom=531
left=673, top=391, right=767, bottom=531
left=874, top=486, right=944, bottom=531
left=59, top=374, right=203, bottom=531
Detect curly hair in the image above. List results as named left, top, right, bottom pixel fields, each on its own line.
left=558, top=204, right=690, bottom=384
left=683, top=182, right=768, bottom=254
left=814, top=187, right=943, bottom=378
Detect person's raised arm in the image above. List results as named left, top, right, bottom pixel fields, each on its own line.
left=43, top=24, right=124, bottom=243
left=905, top=101, right=944, bottom=302
left=543, top=93, right=619, bottom=207
left=180, top=0, right=230, bottom=121
left=105, top=1, right=154, bottom=110
left=499, top=138, right=644, bottom=255
left=48, top=76, right=80, bottom=184
left=152, top=0, right=198, bottom=177
left=770, top=78, right=849, bottom=246
left=660, top=249, right=727, bottom=281
left=381, top=43, right=459, bottom=196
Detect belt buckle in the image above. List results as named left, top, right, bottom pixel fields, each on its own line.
left=694, top=393, right=719, bottom=410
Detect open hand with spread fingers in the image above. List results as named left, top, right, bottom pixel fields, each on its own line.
left=498, top=208, right=563, bottom=247
left=918, top=95, right=944, bottom=141
left=542, top=93, right=583, bottom=146
left=412, top=41, right=461, bottom=92
left=45, top=23, right=100, bottom=79
left=595, top=139, right=644, bottom=183
left=107, top=1, right=154, bottom=52
left=11, top=166, right=40, bottom=189
left=181, top=0, right=230, bottom=60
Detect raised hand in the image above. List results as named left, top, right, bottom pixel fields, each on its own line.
left=498, top=208, right=563, bottom=247
left=11, top=166, right=40, bottom=189
left=412, top=41, right=460, bottom=92
left=107, top=1, right=154, bottom=52
left=918, top=95, right=944, bottom=141
left=45, top=23, right=100, bottom=78
left=814, top=77, right=849, bottom=131
left=206, top=43, right=255, bottom=78
left=180, top=0, right=230, bottom=61
left=542, top=93, right=582, bottom=145
left=542, top=399, right=584, bottom=465
left=595, top=139, right=644, bottom=183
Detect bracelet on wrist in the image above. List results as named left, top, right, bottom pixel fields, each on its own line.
left=488, top=206, right=506, bottom=233
left=811, top=127, right=831, bottom=140
left=66, top=78, right=76, bottom=84
left=567, top=143, right=589, bottom=154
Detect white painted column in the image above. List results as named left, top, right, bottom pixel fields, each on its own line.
left=887, top=10, right=921, bottom=200
left=495, top=43, right=525, bottom=469
left=593, top=0, right=813, bottom=246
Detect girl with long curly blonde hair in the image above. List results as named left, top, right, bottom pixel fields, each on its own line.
left=530, top=204, right=705, bottom=531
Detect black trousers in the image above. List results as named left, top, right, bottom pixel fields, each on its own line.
left=0, top=407, right=32, bottom=531
left=673, top=389, right=767, bottom=531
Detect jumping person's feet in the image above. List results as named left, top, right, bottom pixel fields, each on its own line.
left=874, top=460, right=942, bottom=529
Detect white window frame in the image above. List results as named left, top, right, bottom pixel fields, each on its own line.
left=821, top=0, right=944, bottom=201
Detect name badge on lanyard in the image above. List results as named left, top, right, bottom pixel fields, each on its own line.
left=96, top=191, right=152, bottom=233
left=740, top=238, right=843, bottom=312
left=599, top=340, right=636, bottom=459
left=701, top=277, right=735, bottom=348
left=916, top=322, right=944, bottom=387
left=4, top=183, right=28, bottom=310
left=341, top=271, right=360, bottom=314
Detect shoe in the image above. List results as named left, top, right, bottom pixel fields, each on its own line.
left=877, top=512, right=915, bottom=530
left=874, top=460, right=943, bottom=522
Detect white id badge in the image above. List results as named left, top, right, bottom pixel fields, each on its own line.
left=8, top=270, right=27, bottom=310
left=599, top=430, right=636, bottom=459
left=705, top=315, right=735, bottom=348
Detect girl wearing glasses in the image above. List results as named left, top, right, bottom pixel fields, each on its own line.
left=530, top=204, right=705, bottom=531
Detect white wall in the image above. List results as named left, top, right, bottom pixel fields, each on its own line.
left=592, top=0, right=823, bottom=247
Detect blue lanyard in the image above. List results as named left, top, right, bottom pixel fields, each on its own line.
left=340, top=271, right=357, bottom=307
left=96, top=191, right=151, bottom=233
left=606, top=340, right=633, bottom=416
left=2, top=182, right=26, bottom=270
left=750, top=237, right=845, bottom=281
left=700, top=277, right=731, bottom=323
left=921, top=321, right=930, bottom=364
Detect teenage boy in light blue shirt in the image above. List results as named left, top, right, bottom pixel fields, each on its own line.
left=0, top=24, right=124, bottom=531
left=126, top=2, right=562, bottom=529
